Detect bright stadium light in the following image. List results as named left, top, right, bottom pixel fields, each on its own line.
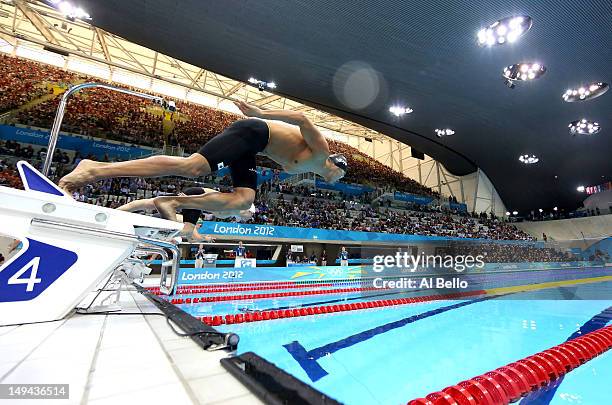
left=538, top=208, right=543, bottom=213
left=434, top=128, right=455, bottom=137
left=477, top=16, right=532, bottom=47
left=577, top=186, right=585, bottom=192
left=519, top=154, right=539, bottom=164
left=50, top=1, right=91, bottom=20
left=569, top=119, right=600, bottom=135
left=553, top=206, right=558, bottom=211
left=505, top=211, right=511, bottom=216
left=512, top=211, right=518, bottom=215
left=389, top=106, right=413, bottom=116
left=503, top=63, right=546, bottom=88
left=563, top=82, right=609, bottom=102
left=248, top=77, right=277, bottom=91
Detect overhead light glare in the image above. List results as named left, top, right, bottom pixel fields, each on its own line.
left=569, top=119, right=600, bottom=135
left=577, top=186, right=585, bottom=192
left=53, top=1, right=91, bottom=20
left=477, top=16, right=532, bottom=47
left=503, top=63, right=546, bottom=88
left=434, top=128, right=455, bottom=137
left=519, top=154, right=539, bottom=164
left=389, top=106, right=413, bottom=116
left=562, top=82, right=609, bottom=102
left=248, top=77, right=277, bottom=91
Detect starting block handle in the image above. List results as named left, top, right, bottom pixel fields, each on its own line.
left=30, top=218, right=180, bottom=295
left=134, top=246, right=175, bottom=294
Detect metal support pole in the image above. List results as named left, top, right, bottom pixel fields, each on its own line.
left=43, top=82, right=164, bottom=176
left=472, top=168, right=480, bottom=213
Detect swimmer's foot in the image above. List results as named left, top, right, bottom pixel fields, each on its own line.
left=153, top=197, right=179, bottom=222
left=58, top=159, right=101, bottom=193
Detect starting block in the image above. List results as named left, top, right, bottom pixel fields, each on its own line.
left=0, top=161, right=184, bottom=326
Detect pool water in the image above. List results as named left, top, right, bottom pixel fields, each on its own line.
left=174, top=270, right=612, bottom=404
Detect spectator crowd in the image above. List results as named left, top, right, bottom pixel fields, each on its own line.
left=3, top=54, right=441, bottom=195
left=0, top=54, right=73, bottom=113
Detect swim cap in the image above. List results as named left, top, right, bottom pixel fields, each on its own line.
left=329, top=154, right=348, bottom=172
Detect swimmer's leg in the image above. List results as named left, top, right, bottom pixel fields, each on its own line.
left=153, top=188, right=255, bottom=222
left=59, top=153, right=210, bottom=192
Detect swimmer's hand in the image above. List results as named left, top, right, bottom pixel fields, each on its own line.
left=234, top=100, right=262, bottom=118
left=188, top=230, right=215, bottom=243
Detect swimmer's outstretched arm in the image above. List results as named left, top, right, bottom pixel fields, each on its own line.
left=233, top=100, right=330, bottom=156
left=153, top=188, right=255, bottom=222
left=181, top=223, right=214, bottom=243
left=116, top=198, right=157, bottom=212
left=118, top=189, right=251, bottom=221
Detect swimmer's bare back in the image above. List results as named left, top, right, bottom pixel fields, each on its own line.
left=262, top=121, right=323, bottom=174
left=233, top=101, right=344, bottom=183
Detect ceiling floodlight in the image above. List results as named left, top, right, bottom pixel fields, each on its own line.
left=477, top=16, right=532, bottom=47
left=248, top=77, right=277, bottom=91
left=503, top=63, right=546, bottom=88
left=562, top=82, right=609, bottom=102
left=51, top=1, right=91, bottom=20
left=434, top=128, right=455, bottom=137
left=389, top=106, right=413, bottom=116
left=519, top=154, right=539, bottom=165
left=569, top=119, right=600, bottom=135
left=577, top=186, right=585, bottom=192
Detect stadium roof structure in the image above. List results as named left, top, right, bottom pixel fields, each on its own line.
left=0, top=0, right=389, bottom=142
left=3, top=1, right=611, bottom=211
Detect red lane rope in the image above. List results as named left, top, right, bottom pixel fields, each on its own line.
left=407, top=325, right=612, bottom=405
left=177, top=282, right=352, bottom=294
left=167, top=286, right=383, bottom=304
left=182, top=283, right=337, bottom=294
left=177, top=280, right=339, bottom=289
left=150, top=283, right=335, bottom=295
left=194, top=290, right=486, bottom=326
left=147, top=280, right=364, bottom=295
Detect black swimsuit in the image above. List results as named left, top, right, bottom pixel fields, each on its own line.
left=197, top=119, right=270, bottom=191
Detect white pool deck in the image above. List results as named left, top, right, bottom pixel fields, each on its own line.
left=0, top=283, right=263, bottom=405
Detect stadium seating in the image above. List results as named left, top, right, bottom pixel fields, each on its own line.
left=0, top=54, right=74, bottom=113
left=3, top=54, right=437, bottom=195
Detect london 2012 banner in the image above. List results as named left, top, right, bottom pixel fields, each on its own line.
left=198, top=221, right=455, bottom=242
left=0, top=124, right=154, bottom=160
